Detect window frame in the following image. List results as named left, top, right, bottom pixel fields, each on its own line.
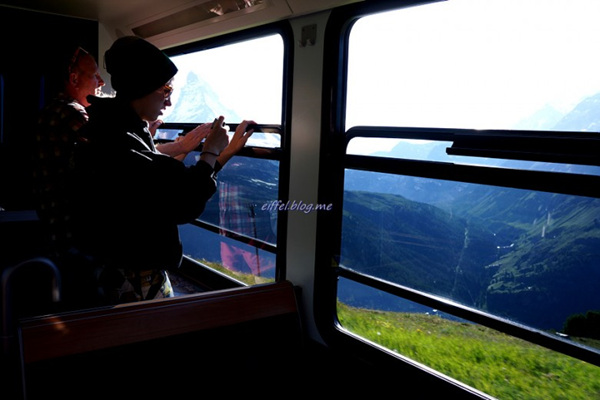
left=315, top=0, right=600, bottom=380
left=162, top=22, right=293, bottom=283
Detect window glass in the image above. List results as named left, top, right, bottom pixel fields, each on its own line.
left=338, top=278, right=600, bottom=399
left=178, top=153, right=278, bottom=284
left=346, top=0, right=600, bottom=132
left=339, top=168, right=600, bottom=396
left=164, top=34, right=283, bottom=125
left=347, top=137, right=600, bottom=176
left=342, top=169, right=600, bottom=333
left=338, top=1, right=600, bottom=396
left=165, top=34, right=284, bottom=283
left=180, top=223, right=276, bottom=284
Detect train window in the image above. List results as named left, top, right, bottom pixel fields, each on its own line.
left=347, top=136, right=600, bottom=176
left=345, top=0, right=600, bottom=132
left=332, top=1, right=600, bottom=398
left=159, top=33, right=283, bottom=147
left=161, top=33, right=284, bottom=284
left=179, top=153, right=278, bottom=283
left=337, top=278, right=600, bottom=399
left=341, top=170, right=600, bottom=331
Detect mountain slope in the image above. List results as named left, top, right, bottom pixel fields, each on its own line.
left=341, top=190, right=498, bottom=306
left=341, top=187, right=600, bottom=330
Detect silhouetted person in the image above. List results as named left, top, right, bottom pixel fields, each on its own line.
left=33, top=46, right=104, bottom=257
left=71, top=36, right=254, bottom=304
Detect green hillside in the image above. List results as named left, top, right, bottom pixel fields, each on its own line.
left=461, top=190, right=600, bottom=329
left=338, top=302, right=600, bottom=399
left=342, top=190, right=497, bottom=306
left=341, top=187, right=600, bottom=331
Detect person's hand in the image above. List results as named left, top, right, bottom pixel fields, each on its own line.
left=148, top=119, right=163, bottom=137
left=201, top=116, right=229, bottom=158
left=178, top=123, right=211, bottom=154
left=214, top=119, right=255, bottom=167
left=228, top=120, right=255, bottom=154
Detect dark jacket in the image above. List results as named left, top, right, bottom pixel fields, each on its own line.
left=71, top=97, right=217, bottom=271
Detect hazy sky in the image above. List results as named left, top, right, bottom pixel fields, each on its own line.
left=345, top=0, right=600, bottom=154
left=346, top=0, right=600, bottom=127
left=165, top=34, right=284, bottom=124
left=162, top=0, right=600, bottom=154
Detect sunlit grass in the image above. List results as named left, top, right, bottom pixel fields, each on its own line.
left=337, top=302, right=600, bottom=399
left=198, top=259, right=274, bottom=286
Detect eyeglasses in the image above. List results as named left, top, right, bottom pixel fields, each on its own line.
left=162, top=84, right=174, bottom=99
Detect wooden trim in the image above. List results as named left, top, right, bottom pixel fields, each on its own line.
left=19, top=281, right=298, bottom=364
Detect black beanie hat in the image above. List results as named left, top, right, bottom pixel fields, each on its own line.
left=105, top=36, right=178, bottom=100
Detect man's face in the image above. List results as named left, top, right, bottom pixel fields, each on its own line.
left=137, top=81, right=173, bottom=122
left=74, top=54, right=105, bottom=106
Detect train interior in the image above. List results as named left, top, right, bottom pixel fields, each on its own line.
left=1, top=0, right=599, bottom=398
left=0, top=1, right=410, bottom=397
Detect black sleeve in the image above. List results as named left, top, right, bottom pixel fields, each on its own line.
left=119, top=149, right=218, bottom=225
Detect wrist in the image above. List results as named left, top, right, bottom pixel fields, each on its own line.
left=199, top=150, right=218, bottom=168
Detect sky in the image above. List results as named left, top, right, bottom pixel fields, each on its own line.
left=160, top=0, right=600, bottom=155
left=164, top=34, right=284, bottom=124
left=345, top=0, right=600, bottom=154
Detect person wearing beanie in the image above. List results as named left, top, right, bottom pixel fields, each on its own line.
left=69, top=36, right=255, bottom=305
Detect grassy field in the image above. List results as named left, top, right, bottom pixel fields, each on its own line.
left=199, top=260, right=275, bottom=285
left=337, top=302, right=600, bottom=399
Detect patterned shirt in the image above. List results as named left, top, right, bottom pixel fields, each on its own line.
left=33, top=93, right=88, bottom=255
